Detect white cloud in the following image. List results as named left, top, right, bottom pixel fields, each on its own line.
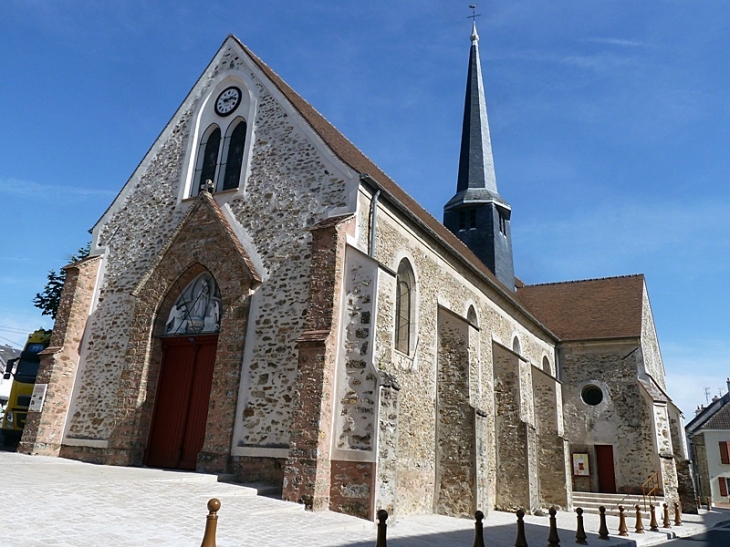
left=0, top=178, right=116, bottom=200
left=583, top=38, right=651, bottom=48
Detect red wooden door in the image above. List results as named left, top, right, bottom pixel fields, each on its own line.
left=595, top=444, right=617, bottom=493
left=146, top=335, right=218, bottom=470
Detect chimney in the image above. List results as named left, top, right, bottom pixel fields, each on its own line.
left=696, top=405, right=704, bottom=416
left=726, top=377, right=730, bottom=395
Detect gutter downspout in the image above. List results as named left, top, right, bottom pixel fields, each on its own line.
left=363, top=174, right=381, bottom=258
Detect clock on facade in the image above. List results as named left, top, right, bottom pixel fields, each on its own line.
left=214, top=86, right=242, bottom=117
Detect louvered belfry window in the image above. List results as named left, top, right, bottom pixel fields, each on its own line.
left=395, top=259, right=414, bottom=354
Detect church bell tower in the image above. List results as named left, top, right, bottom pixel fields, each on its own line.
left=443, top=22, right=515, bottom=291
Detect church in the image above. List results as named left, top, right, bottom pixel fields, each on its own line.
left=20, top=25, right=693, bottom=520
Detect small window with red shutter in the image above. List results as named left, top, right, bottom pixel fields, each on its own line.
left=720, top=441, right=730, bottom=464
left=719, top=477, right=728, bottom=497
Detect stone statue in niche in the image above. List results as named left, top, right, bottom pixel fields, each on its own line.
left=165, top=272, right=222, bottom=335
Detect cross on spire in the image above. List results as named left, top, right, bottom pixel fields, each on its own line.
left=468, top=4, right=481, bottom=22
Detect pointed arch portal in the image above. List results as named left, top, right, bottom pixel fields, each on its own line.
left=145, top=273, right=221, bottom=470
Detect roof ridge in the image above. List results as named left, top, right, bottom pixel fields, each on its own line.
left=521, top=273, right=644, bottom=289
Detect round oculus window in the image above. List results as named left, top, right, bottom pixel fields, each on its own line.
left=581, top=385, right=603, bottom=406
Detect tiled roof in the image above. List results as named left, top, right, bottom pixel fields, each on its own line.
left=704, top=400, right=730, bottom=430
left=515, top=275, right=645, bottom=341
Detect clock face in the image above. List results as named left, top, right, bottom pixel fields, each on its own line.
left=214, top=86, right=241, bottom=117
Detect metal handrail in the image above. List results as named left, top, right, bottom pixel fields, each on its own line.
left=642, top=470, right=661, bottom=510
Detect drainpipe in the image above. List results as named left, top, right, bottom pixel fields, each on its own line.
left=361, top=174, right=381, bottom=258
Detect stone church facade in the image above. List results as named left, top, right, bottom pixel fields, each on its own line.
left=20, top=27, right=691, bottom=519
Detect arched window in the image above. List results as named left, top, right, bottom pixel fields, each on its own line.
left=467, top=305, right=478, bottom=327
left=542, top=356, right=551, bottom=374
left=193, top=125, right=221, bottom=196
left=220, top=118, right=247, bottom=191
left=164, top=272, right=222, bottom=335
left=395, top=259, right=415, bottom=354
left=512, top=336, right=521, bottom=355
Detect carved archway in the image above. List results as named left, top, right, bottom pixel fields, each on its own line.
left=108, top=193, right=260, bottom=472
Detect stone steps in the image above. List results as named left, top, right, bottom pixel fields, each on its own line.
left=572, top=492, right=665, bottom=516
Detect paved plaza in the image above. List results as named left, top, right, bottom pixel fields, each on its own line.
left=1, top=451, right=728, bottom=547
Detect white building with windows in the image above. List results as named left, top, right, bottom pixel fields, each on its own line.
left=686, top=383, right=730, bottom=504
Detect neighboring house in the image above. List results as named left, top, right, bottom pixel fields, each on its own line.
left=19, top=25, right=690, bottom=519
left=0, top=345, right=22, bottom=407
left=686, top=382, right=730, bottom=504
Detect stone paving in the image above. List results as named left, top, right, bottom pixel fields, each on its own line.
left=1, top=451, right=728, bottom=547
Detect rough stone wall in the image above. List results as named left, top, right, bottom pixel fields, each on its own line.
left=85, top=195, right=256, bottom=470
left=532, top=368, right=569, bottom=508
left=675, top=458, right=698, bottom=513
left=375, top=372, right=400, bottom=516
left=493, top=344, right=534, bottom=511
left=20, top=257, right=102, bottom=455
left=329, top=460, right=375, bottom=519
left=282, top=217, right=351, bottom=511
left=64, top=45, right=351, bottom=453
left=560, top=340, right=660, bottom=494
left=334, top=250, right=378, bottom=452
left=435, top=309, right=476, bottom=518
left=361, top=189, right=557, bottom=515
left=640, top=285, right=666, bottom=390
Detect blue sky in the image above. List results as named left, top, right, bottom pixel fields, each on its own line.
left=1, top=1, right=728, bottom=417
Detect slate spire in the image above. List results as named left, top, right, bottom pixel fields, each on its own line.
left=457, top=22, right=498, bottom=194
left=444, top=21, right=515, bottom=291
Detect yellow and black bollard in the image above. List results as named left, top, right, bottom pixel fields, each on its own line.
left=200, top=498, right=221, bottom=547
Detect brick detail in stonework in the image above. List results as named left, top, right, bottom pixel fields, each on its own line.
left=329, top=460, right=375, bottom=519
left=19, top=256, right=102, bottom=456
left=282, top=214, right=353, bottom=511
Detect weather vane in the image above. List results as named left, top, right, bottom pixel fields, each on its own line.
left=468, top=4, right=481, bottom=22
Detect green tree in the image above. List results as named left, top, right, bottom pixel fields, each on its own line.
left=33, top=243, right=91, bottom=320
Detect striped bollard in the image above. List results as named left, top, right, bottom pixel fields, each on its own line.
left=617, top=506, right=629, bottom=537
left=575, top=507, right=587, bottom=545
left=200, top=498, right=221, bottom=547
left=634, top=504, right=645, bottom=534
left=473, top=510, right=485, bottom=547
left=598, top=506, right=609, bottom=540
left=375, top=509, right=388, bottom=547
left=548, top=506, right=560, bottom=546
left=515, top=509, right=528, bottom=547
